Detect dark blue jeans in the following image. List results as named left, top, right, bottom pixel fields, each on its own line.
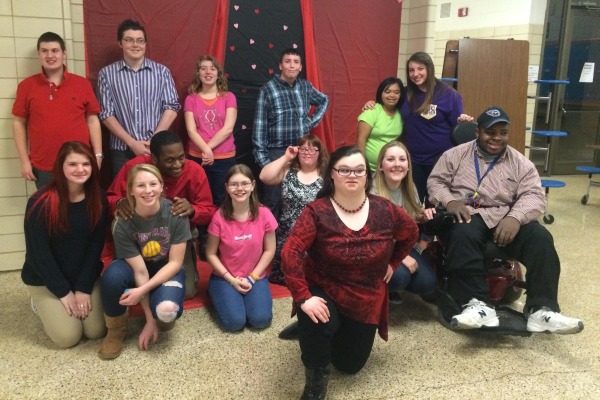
left=188, top=155, right=236, bottom=206
left=389, top=247, right=437, bottom=295
left=411, top=162, right=435, bottom=204
left=32, top=167, right=52, bottom=189
left=101, top=259, right=186, bottom=321
left=110, top=149, right=136, bottom=179
left=207, top=275, right=273, bottom=332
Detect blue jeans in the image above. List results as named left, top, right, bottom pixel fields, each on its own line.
left=188, top=155, right=236, bottom=206
left=410, top=162, right=435, bottom=203
left=259, top=147, right=286, bottom=219
left=207, top=275, right=273, bottom=332
left=101, top=259, right=186, bottom=321
left=389, top=248, right=437, bottom=295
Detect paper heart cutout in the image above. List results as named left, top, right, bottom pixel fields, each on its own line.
left=241, top=89, right=247, bottom=94
left=292, top=43, right=298, bottom=49
left=250, top=39, right=255, bottom=44
left=233, top=23, right=239, bottom=29
left=268, top=69, right=274, bottom=75
left=254, top=9, right=259, bottom=14
left=251, top=64, right=256, bottom=69
left=234, top=5, right=239, bottom=10
left=224, top=73, right=230, bottom=78
left=268, top=43, right=274, bottom=48
left=283, top=25, right=288, bottom=31
left=229, top=45, right=235, bottom=51
left=242, top=125, right=247, bottom=130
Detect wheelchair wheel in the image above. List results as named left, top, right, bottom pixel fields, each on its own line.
left=543, top=214, right=554, bottom=224
left=581, top=194, right=589, bottom=205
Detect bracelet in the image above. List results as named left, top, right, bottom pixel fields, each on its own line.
left=247, top=276, right=255, bottom=286
left=95, top=153, right=104, bottom=158
left=249, top=273, right=260, bottom=282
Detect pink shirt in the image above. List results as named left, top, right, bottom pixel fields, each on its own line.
left=184, top=92, right=237, bottom=157
left=208, top=206, right=277, bottom=278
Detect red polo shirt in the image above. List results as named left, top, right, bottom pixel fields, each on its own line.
left=12, top=66, right=100, bottom=171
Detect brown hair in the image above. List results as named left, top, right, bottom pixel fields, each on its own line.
left=221, top=164, right=261, bottom=221
left=289, top=134, right=329, bottom=176
left=188, top=55, right=228, bottom=94
left=405, top=52, right=438, bottom=115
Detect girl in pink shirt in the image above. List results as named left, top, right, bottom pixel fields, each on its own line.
left=206, top=164, right=277, bottom=331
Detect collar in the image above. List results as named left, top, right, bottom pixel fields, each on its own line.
left=274, top=74, right=297, bottom=88
left=39, top=64, right=68, bottom=85
left=118, top=58, right=150, bottom=72
left=474, top=141, right=507, bottom=162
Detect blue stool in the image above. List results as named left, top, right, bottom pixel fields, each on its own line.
left=575, top=166, right=600, bottom=205
left=540, top=180, right=565, bottom=224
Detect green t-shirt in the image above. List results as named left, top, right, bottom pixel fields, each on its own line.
left=358, top=103, right=403, bottom=170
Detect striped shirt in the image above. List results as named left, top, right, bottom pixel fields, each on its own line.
left=427, top=141, right=545, bottom=228
left=253, top=75, right=328, bottom=167
left=97, top=58, right=181, bottom=151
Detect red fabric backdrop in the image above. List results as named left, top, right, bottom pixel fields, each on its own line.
left=83, top=0, right=401, bottom=151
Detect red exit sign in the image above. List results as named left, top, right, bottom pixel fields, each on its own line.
left=458, top=7, right=469, bottom=17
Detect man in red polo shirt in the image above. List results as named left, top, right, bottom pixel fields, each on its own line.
left=12, top=32, right=102, bottom=188
left=107, top=130, right=217, bottom=299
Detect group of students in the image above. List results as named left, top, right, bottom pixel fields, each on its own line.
left=15, top=18, right=585, bottom=400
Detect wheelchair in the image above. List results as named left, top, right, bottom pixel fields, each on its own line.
left=422, top=209, right=531, bottom=336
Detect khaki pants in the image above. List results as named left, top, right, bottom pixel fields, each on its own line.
left=27, top=280, right=106, bottom=348
left=184, top=234, right=199, bottom=299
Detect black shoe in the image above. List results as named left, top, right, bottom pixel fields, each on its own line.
left=389, top=291, right=403, bottom=305
left=300, top=365, right=330, bottom=400
left=278, top=321, right=299, bottom=340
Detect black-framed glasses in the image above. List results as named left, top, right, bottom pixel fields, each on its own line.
left=227, top=182, right=253, bottom=189
left=122, top=37, right=146, bottom=45
left=332, top=167, right=368, bottom=177
left=299, top=148, right=319, bottom=155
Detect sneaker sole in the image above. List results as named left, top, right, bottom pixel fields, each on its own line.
left=527, top=321, right=584, bottom=334
left=451, top=317, right=500, bottom=329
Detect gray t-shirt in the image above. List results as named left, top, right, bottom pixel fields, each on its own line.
left=113, top=198, right=192, bottom=272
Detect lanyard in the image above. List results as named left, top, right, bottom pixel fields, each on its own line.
left=472, top=149, right=498, bottom=198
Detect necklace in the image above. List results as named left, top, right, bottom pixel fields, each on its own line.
left=331, top=196, right=367, bottom=214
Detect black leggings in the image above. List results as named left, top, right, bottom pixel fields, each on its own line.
left=298, top=287, right=377, bottom=374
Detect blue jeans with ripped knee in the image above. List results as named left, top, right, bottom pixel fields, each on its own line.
left=101, top=259, right=186, bottom=321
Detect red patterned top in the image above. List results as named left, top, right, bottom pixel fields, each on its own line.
left=281, top=194, right=419, bottom=340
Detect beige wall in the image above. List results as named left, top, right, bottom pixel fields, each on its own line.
left=0, top=0, right=548, bottom=271
left=0, top=0, right=85, bottom=271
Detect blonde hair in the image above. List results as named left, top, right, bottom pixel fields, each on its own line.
left=126, top=164, right=164, bottom=209
left=372, top=141, right=423, bottom=219
left=188, top=55, right=228, bottom=94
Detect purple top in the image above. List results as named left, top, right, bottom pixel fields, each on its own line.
left=401, top=83, right=463, bottom=165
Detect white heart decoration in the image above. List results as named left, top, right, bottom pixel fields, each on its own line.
left=234, top=5, right=239, bottom=10
left=242, top=125, right=247, bottom=130
left=251, top=64, right=256, bottom=69
left=234, top=23, right=239, bottom=29
left=283, top=25, right=288, bottom=31
left=293, top=43, right=298, bottom=49
left=250, top=39, right=255, bottom=44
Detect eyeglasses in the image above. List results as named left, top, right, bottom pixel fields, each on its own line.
left=227, top=182, right=253, bottom=189
left=298, top=148, right=319, bottom=155
left=332, top=167, right=368, bottom=177
left=122, top=38, right=146, bottom=45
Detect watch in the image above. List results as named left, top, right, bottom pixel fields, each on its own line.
left=95, top=153, right=104, bottom=158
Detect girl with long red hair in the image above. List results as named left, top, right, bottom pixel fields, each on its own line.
left=22, top=141, right=107, bottom=348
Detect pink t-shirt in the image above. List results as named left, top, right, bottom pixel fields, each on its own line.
left=183, top=92, right=237, bottom=156
left=208, top=206, right=278, bottom=278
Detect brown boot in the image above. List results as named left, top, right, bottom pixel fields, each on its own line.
left=98, top=312, right=128, bottom=360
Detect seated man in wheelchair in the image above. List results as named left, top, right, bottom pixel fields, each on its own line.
left=426, top=106, right=583, bottom=335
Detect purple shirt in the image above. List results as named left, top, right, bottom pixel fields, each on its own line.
left=401, top=83, right=463, bottom=165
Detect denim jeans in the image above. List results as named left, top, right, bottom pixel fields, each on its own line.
left=110, top=149, right=136, bottom=179
left=259, top=147, right=287, bottom=219
left=410, top=162, right=435, bottom=203
left=101, top=259, right=186, bottom=320
left=188, top=155, right=236, bottom=206
left=32, top=167, right=52, bottom=189
left=207, top=275, right=273, bottom=332
left=389, top=247, right=437, bottom=295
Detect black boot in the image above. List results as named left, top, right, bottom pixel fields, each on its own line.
left=300, top=365, right=330, bottom=400
left=279, top=321, right=299, bottom=340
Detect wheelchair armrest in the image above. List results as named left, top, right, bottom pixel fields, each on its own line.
left=421, top=207, right=457, bottom=236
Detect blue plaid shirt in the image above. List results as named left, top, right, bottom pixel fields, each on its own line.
left=253, top=75, right=328, bottom=167
left=98, top=58, right=181, bottom=151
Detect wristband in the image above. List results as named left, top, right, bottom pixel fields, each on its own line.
left=247, top=276, right=255, bottom=286
left=249, top=273, right=260, bottom=282
left=95, top=153, right=104, bottom=158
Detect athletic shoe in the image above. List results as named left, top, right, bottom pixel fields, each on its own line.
left=30, top=298, right=38, bottom=315
left=526, top=307, right=584, bottom=334
left=451, top=298, right=499, bottom=329
left=389, top=291, right=403, bottom=305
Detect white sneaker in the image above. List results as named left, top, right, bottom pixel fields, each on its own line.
left=451, top=298, right=499, bottom=329
left=527, top=307, right=584, bottom=334
left=30, top=298, right=38, bottom=315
